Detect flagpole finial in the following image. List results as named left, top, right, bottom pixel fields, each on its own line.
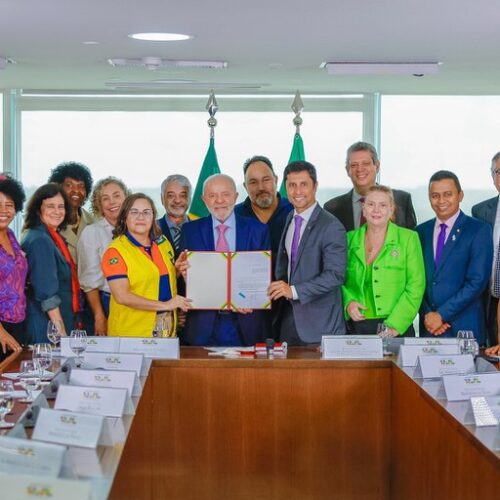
left=291, top=90, right=304, bottom=133
left=206, top=90, right=218, bottom=138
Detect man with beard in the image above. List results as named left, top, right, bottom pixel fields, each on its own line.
left=157, top=174, right=195, bottom=259
left=235, top=155, right=292, bottom=260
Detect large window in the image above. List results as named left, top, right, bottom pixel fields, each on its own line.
left=21, top=106, right=364, bottom=211
left=381, top=96, right=500, bottom=222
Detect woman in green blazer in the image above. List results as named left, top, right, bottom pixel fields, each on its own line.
left=343, top=185, right=425, bottom=336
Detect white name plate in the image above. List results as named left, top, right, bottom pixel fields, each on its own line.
left=70, top=368, right=141, bottom=397
left=470, top=396, right=500, bottom=427
left=0, top=436, right=65, bottom=477
left=0, top=473, right=91, bottom=500
left=321, top=335, right=383, bottom=359
left=413, top=354, right=475, bottom=379
left=60, top=336, right=120, bottom=357
left=404, top=338, right=458, bottom=346
left=83, top=352, right=144, bottom=375
left=398, top=344, right=459, bottom=366
left=32, top=408, right=104, bottom=449
left=55, top=385, right=131, bottom=417
left=442, top=372, right=500, bottom=401
left=119, top=336, right=180, bottom=359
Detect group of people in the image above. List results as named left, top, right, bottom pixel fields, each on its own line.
left=1, top=141, right=500, bottom=355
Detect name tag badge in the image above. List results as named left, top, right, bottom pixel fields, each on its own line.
left=321, top=335, right=383, bottom=359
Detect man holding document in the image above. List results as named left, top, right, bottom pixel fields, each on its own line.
left=269, top=161, right=347, bottom=345
left=180, top=174, right=271, bottom=346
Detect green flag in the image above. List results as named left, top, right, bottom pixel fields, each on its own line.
left=279, top=132, right=305, bottom=197
left=190, top=137, right=221, bottom=218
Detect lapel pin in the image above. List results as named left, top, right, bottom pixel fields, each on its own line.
left=391, top=250, right=399, bottom=258
left=452, top=235, right=456, bottom=241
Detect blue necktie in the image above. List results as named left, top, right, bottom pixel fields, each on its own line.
left=435, top=223, right=447, bottom=265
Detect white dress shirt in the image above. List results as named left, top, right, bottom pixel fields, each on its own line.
left=77, top=217, right=114, bottom=293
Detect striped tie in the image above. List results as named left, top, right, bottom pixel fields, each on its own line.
left=171, top=226, right=181, bottom=252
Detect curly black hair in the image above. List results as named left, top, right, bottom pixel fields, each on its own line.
left=0, top=174, right=26, bottom=212
left=48, top=161, right=93, bottom=200
left=23, top=183, right=72, bottom=231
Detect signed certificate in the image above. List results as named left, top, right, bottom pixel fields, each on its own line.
left=186, top=251, right=271, bottom=310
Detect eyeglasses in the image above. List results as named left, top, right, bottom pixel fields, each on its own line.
left=493, top=169, right=500, bottom=176
left=129, top=209, right=153, bottom=219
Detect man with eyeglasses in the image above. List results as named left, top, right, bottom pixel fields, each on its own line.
left=323, top=141, right=417, bottom=231
left=472, top=151, right=500, bottom=346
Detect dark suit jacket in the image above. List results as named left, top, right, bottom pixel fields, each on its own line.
left=416, top=211, right=493, bottom=344
left=157, top=214, right=195, bottom=259
left=180, top=213, right=271, bottom=346
left=471, top=196, right=498, bottom=227
left=323, top=188, right=417, bottom=232
left=275, top=204, right=347, bottom=342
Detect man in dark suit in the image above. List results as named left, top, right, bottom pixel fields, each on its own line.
left=416, top=170, right=492, bottom=345
left=471, top=151, right=500, bottom=347
left=157, top=174, right=195, bottom=259
left=323, top=141, right=416, bottom=231
left=180, top=174, right=271, bottom=346
left=268, top=161, right=347, bottom=345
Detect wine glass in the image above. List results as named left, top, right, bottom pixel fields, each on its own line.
left=457, top=330, right=477, bottom=356
left=0, top=380, right=15, bottom=428
left=46, top=320, right=63, bottom=350
left=32, top=343, right=52, bottom=377
left=18, top=360, right=41, bottom=404
left=69, top=330, right=87, bottom=368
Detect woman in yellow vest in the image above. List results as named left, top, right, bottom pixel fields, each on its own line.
left=102, top=193, right=191, bottom=337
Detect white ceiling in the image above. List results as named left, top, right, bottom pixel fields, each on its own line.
left=1, top=0, right=499, bottom=94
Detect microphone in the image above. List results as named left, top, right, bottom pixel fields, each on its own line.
left=265, top=338, right=275, bottom=359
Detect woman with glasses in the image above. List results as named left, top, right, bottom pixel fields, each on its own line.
left=77, top=177, right=131, bottom=335
left=0, top=174, right=26, bottom=352
left=342, top=185, right=425, bottom=336
left=102, top=193, right=191, bottom=337
left=22, top=183, right=82, bottom=342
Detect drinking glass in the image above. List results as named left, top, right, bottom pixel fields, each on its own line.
left=32, top=343, right=52, bottom=377
left=46, top=320, right=63, bottom=350
left=376, top=323, right=391, bottom=356
left=457, top=330, right=477, bottom=356
left=69, top=330, right=87, bottom=367
left=0, top=380, right=15, bottom=428
left=18, top=360, right=41, bottom=403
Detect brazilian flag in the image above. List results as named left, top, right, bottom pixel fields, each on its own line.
left=189, top=137, right=221, bottom=218
left=279, top=132, right=305, bottom=197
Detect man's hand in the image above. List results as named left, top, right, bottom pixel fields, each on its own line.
left=424, top=311, right=450, bottom=335
left=268, top=280, right=293, bottom=300
left=175, top=250, right=189, bottom=279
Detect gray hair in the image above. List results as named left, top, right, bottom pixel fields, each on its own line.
left=345, top=141, right=380, bottom=167
left=203, top=174, right=237, bottom=194
left=491, top=152, right=500, bottom=175
left=160, top=174, right=192, bottom=203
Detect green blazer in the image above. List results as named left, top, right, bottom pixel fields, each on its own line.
left=342, top=222, right=425, bottom=334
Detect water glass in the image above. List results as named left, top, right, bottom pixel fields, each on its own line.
left=18, top=360, right=41, bottom=403
left=0, top=380, right=15, bottom=428
left=457, top=330, right=477, bottom=356
left=46, top=320, right=63, bottom=349
left=32, top=343, right=52, bottom=376
left=69, top=330, right=87, bottom=367
left=376, top=323, right=391, bottom=355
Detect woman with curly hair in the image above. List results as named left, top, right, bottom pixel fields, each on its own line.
left=0, top=174, right=26, bottom=352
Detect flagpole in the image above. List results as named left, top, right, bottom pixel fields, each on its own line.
left=292, top=90, right=304, bottom=134
left=206, top=90, right=218, bottom=139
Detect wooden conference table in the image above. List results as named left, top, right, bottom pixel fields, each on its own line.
left=2, top=348, right=500, bottom=499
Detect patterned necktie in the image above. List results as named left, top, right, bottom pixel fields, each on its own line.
left=359, top=197, right=366, bottom=226
left=171, top=226, right=181, bottom=252
left=290, top=215, right=304, bottom=272
left=493, top=243, right=500, bottom=297
left=216, top=224, right=229, bottom=252
left=435, top=223, right=447, bottom=265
